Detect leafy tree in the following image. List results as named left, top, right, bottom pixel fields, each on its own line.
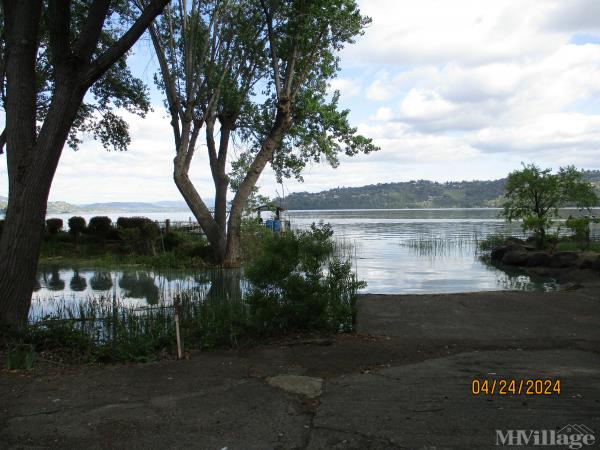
left=502, top=164, right=599, bottom=247
left=145, top=0, right=377, bottom=266
left=88, top=216, right=113, bottom=240
left=0, top=0, right=170, bottom=329
left=68, top=216, right=87, bottom=243
left=45, top=218, right=63, bottom=237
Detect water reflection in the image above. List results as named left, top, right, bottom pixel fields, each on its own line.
left=46, top=267, right=65, bottom=291
left=90, top=272, right=113, bottom=291
left=118, top=272, right=160, bottom=305
left=70, top=270, right=87, bottom=292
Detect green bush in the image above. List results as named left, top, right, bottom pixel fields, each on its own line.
left=478, top=233, right=507, bottom=252
left=163, top=231, right=184, bottom=251
left=68, top=216, right=86, bottom=241
left=140, top=221, right=159, bottom=255
left=45, top=218, right=63, bottom=236
left=117, top=217, right=159, bottom=255
left=244, top=222, right=365, bottom=335
left=565, top=216, right=598, bottom=250
left=117, top=216, right=152, bottom=230
left=88, top=216, right=112, bottom=240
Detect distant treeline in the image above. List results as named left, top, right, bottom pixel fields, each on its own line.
left=278, top=170, right=600, bottom=210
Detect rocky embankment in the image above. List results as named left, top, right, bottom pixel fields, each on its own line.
left=491, top=238, right=600, bottom=283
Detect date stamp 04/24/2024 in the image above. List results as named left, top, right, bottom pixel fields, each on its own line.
left=471, top=378, right=562, bottom=396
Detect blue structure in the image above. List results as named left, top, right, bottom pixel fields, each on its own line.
left=256, top=206, right=291, bottom=233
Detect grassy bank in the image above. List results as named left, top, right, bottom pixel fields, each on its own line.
left=39, top=228, right=211, bottom=269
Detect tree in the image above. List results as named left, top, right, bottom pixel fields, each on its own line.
left=45, top=218, right=63, bottom=237
left=68, top=216, right=87, bottom=243
left=146, top=0, right=377, bottom=266
left=501, top=164, right=598, bottom=247
left=0, top=0, right=170, bottom=329
left=88, top=216, right=113, bottom=241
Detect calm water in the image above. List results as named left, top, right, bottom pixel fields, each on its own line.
left=35, top=208, right=599, bottom=317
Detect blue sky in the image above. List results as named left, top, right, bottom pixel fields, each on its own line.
left=2, top=0, right=600, bottom=203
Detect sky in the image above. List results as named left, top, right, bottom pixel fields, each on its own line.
left=2, top=0, right=600, bottom=203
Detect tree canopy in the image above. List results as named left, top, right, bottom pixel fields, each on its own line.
left=147, top=0, right=377, bottom=264
left=501, top=164, right=599, bottom=246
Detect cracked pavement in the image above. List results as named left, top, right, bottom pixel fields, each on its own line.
left=1, top=287, right=599, bottom=449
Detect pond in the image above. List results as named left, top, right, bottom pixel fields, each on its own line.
left=32, top=207, right=592, bottom=319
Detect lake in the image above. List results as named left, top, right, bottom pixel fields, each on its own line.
left=34, top=207, right=598, bottom=317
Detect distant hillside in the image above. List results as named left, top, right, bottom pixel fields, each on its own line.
left=279, top=170, right=600, bottom=210
left=0, top=198, right=197, bottom=215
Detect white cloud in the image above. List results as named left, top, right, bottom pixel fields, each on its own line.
left=329, top=77, right=362, bottom=98
left=3, top=0, right=600, bottom=203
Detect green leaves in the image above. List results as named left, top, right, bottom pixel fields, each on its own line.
left=0, top=1, right=153, bottom=152
left=501, top=163, right=599, bottom=246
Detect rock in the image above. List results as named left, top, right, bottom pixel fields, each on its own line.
left=525, top=252, right=551, bottom=267
left=491, top=246, right=508, bottom=261
left=505, top=237, right=525, bottom=247
left=502, top=250, right=529, bottom=266
left=550, top=252, right=579, bottom=268
left=266, top=375, right=323, bottom=398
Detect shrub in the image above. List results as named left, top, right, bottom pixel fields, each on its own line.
left=88, top=216, right=112, bottom=240
left=117, top=216, right=151, bottom=229
left=117, top=217, right=159, bottom=255
left=244, top=222, right=365, bottom=335
left=140, top=221, right=159, bottom=255
left=0, top=219, right=4, bottom=238
left=68, top=216, right=86, bottom=241
left=477, top=233, right=507, bottom=252
left=163, top=231, right=183, bottom=251
left=565, top=216, right=598, bottom=250
left=45, top=218, right=63, bottom=236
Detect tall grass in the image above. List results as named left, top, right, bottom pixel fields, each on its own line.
left=401, top=234, right=477, bottom=258
left=19, top=278, right=249, bottom=363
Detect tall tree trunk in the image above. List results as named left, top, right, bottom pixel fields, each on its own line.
left=173, top=152, right=227, bottom=262
left=0, top=185, right=47, bottom=327
left=223, top=101, right=291, bottom=266
left=212, top=126, right=230, bottom=233
left=0, top=82, right=88, bottom=328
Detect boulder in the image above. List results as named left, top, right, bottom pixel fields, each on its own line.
left=550, top=251, right=579, bottom=268
left=525, top=252, right=551, bottom=267
left=266, top=375, right=323, bottom=398
left=502, top=250, right=529, bottom=266
left=491, top=246, right=508, bottom=261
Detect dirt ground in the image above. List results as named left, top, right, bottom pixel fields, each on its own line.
left=1, top=284, right=599, bottom=449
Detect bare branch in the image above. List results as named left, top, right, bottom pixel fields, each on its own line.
left=72, top=0, right=110, bottom=62
left=260, top=0, right=282, bottom=98
left=47, top=0, right=72, bottom=69
left=81, top=0, right=170, bottom=87
left=147, top=21, right=182, bottom=148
